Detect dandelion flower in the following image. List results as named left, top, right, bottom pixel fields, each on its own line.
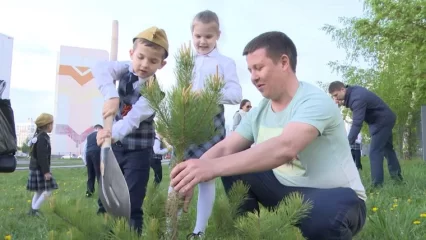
left=392, top=204, right=398, bottom=208
left=372, top=207, right=378, bottom=212
left=4, top=234, right=11, bottom=240
left=413, top=220, right=421, bottom=225
left=407, top=199, right=412, bottom=203
left=420, top=213, right=426, bottom=218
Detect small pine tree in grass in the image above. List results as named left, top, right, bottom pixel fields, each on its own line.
left=141, top=42, right=225, bottom=240
left=45, top=41, right=312, bottom=239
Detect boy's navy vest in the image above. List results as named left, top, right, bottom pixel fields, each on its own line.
left=86, top=131, right=100, bottom=153
left=115, top=71, right=155, bottom=150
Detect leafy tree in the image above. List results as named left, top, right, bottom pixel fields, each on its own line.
left=21, top=137, right=31, bottom=153
left=322, top=0, right=426, bottom=159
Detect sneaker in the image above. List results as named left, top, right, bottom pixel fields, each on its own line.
left=86, top=191, right=93, bottom=197
left=96, top=208, right=106, bottom=215
left=186, top=232, right=204, bottom=239
left=28, top=209, right=44, bottom=217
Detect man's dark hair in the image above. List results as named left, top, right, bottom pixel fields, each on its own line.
left=328, top=81, right=346, bottom=93
left=94, top=124, right=103, bottom=129
left=242, top=31, right=297, bottom=72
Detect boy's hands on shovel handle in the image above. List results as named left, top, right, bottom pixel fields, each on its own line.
left=97, top=129, right=113, bottom=146
left=103, top=97, right=120, bottom=119
left=97, top=97, right=119, bottom=146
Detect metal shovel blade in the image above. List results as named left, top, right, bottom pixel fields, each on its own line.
left=99, top=115, right=131, bottom=222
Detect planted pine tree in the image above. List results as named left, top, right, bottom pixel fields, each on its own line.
left=141, top=42, right=225, bottom=239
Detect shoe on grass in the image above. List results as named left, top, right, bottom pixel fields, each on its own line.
left=186, top=232, right=204, bottom=239
left=28, top=209, right=44, bottom=217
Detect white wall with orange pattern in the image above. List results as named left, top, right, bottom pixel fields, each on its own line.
left=52, top=46, right=109, bottom=155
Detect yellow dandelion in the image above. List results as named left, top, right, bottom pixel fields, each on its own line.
left=4, top=234, right=12, bottom=240
left=27, top=200, right=31, bottom=203
left=393, top=199, right=398, bottom=203
left=420, top=213, right=426, bottom=218
left=413, top=220, right=421, bottom=225
left=372, top=207, right=378, bottom=212
left=392, top=204, right=398, bottom=208
left=407, top=199, right=412, bottom=203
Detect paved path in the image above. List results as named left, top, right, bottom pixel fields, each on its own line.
left=15, top=160, right=171, bottom=171
left=17, top=160, right=67, bottom=165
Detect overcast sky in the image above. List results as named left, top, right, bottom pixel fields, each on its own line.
left=0, top=0, right=364, bottom=126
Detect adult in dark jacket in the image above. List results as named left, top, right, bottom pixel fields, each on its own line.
left=82, top=124, right=105, bottom=214
left=81, top=124, right=103, bottom=198
left=328, top=81, right=403, bottom=186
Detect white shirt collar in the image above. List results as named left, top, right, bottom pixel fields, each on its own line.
left=196, top=47, right=220, bottom=57
left=128, top=65, right=151, bottom=84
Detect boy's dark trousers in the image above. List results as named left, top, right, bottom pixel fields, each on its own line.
left=97, top=142, right=151, bottom=234
left=350, top=144, right=362, bottom=170
left=150, top=153, right=163, bottom=184
left=86, top=150, right=101, bottom=194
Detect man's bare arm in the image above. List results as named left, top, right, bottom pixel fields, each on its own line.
left=210, top=122, right=319, bottom=177
left=200, top=132, right=253, bottom=160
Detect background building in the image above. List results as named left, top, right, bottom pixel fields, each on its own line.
left=51, top=46, right=109, bottom=155
left=15, top=119, right=36, bottom=148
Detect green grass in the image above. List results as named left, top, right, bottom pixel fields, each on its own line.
left=1, top=158, right=426, bottom=239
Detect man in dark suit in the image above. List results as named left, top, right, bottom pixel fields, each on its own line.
left=82, top=124, right=103, bottom=198
left=328, top=81, right=403, bottom=186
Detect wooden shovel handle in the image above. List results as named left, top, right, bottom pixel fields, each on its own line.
left=102, top=115, right=114, bottom=148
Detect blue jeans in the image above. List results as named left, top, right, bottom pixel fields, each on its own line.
left=369, top=126, right=403, bottom=186
left=221, top=171, right=366, bottom=240
left=110, top=143, right=151, bottom=234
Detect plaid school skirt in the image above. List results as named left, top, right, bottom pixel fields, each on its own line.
left=26, top=169, right=59, bottom=192
left=184, top=106, right=226, bottom=160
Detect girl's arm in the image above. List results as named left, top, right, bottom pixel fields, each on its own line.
left=219, top=60, right=242, bottom=105
left=36, top=135, right=50, bottom=174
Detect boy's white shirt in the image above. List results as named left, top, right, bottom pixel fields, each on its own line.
left=344, top=121, right=362, bottom=144
left=192, top=48, right=242, bottom=105
left=153, top=137, right=169, bottom=155
left=81, top=140, right=87, bottom=165
left=92, top=61, right=155, bottom=142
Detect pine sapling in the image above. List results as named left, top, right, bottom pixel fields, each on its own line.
left=141, top=42, right=224, bottom=239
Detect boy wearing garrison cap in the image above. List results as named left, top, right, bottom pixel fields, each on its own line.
left=93, top=26, right=168, bottom=234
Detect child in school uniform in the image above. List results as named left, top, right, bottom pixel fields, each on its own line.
left=93, top=26, right=168, bottom=234
left=151, top=132, right=171, bottom=184
left=175, top=10, right=242, bottom=239
left=26, top=113, right=58, bottom=216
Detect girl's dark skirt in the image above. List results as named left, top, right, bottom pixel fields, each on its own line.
left=26, top=169, right=58, bottom=192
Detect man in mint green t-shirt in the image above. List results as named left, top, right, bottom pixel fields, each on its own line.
left=170, top=31, right=367, bottom=240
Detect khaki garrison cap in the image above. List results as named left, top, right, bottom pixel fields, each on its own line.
left=133, top=26, right=169, bottom=54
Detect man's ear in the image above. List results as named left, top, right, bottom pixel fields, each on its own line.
left=280, top=54, right=291, bottom=71
left=160, top=60, right=167, bottom=69
left=129, top=49, right=134, bottom=58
